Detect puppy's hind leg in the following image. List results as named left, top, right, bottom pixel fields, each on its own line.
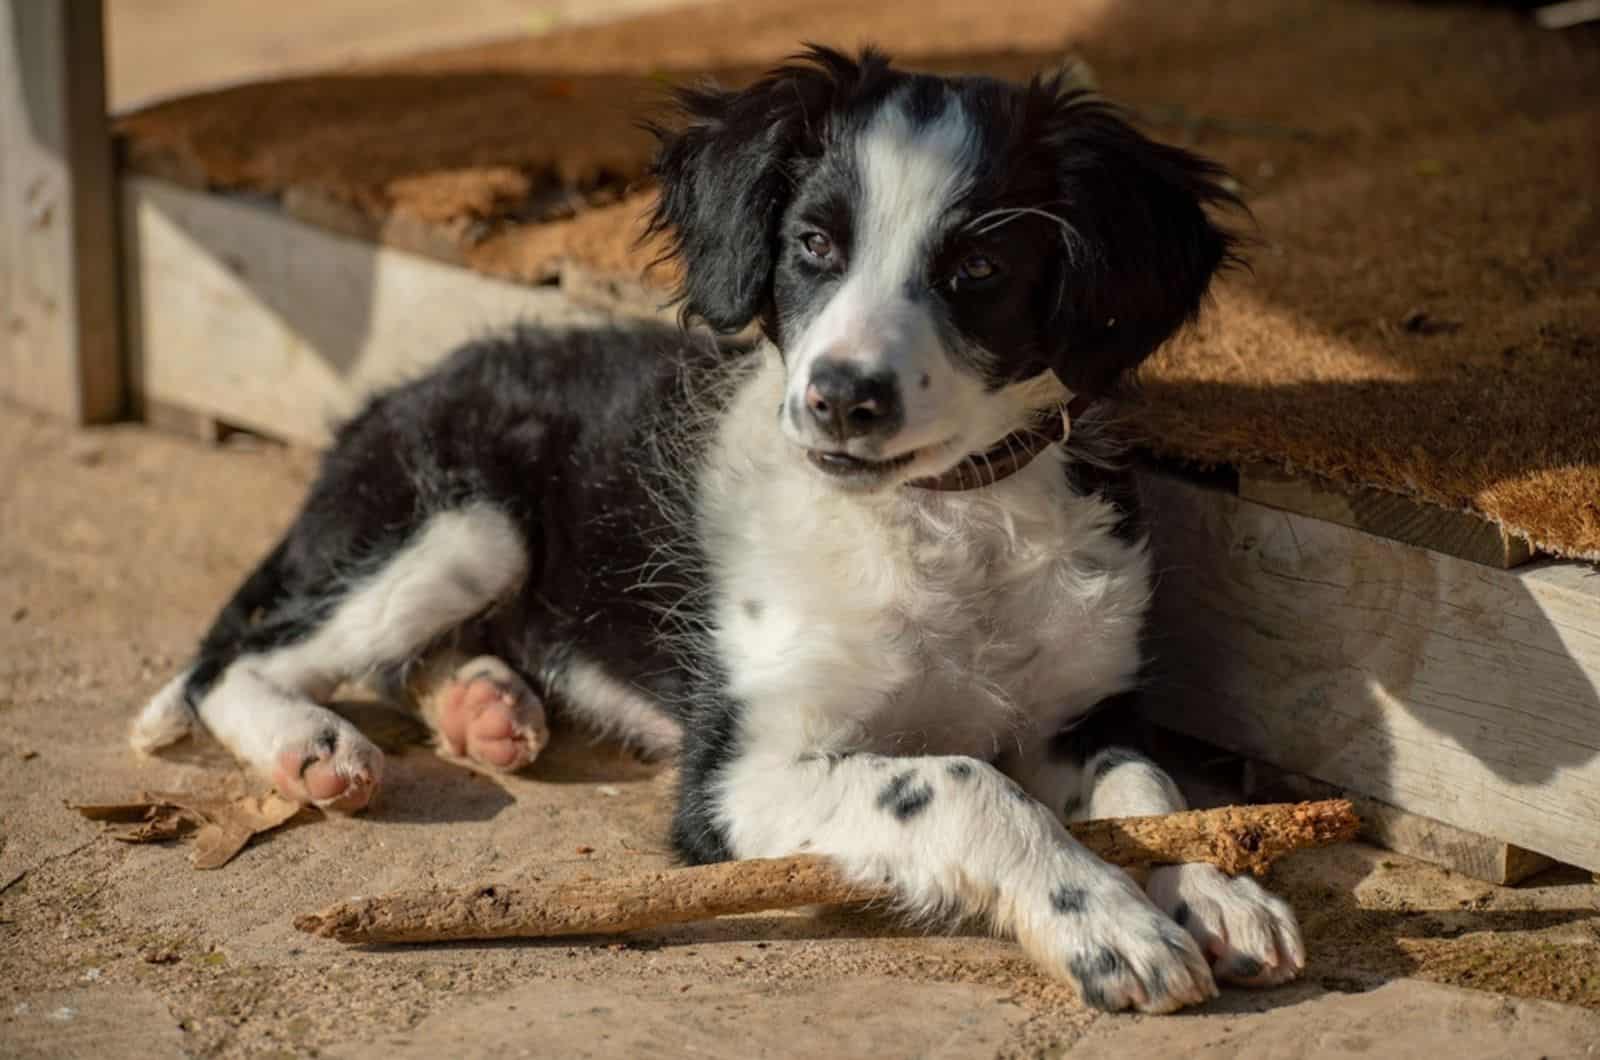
left=180, top=505, right=529, bottom=810
left=132, top=539, right=298, bottom=757
left=404, top=651, right=549, bottom=772
left=131, top=670, right=201, bottom=755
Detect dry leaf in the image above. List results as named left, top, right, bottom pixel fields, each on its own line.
left=108, top=807, right=196, bottom=843
left=72, top=801, right=168, bottom=823
left=191, top=793, right=302, bottom=870
left=192, top=822, right=258, bottom=871
left=70, top=790, right=308, bottom=869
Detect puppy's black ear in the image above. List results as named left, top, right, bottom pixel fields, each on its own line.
left=644, top=46, right=886, bottom=334
left=1029, top=84, right=1242, bottom=396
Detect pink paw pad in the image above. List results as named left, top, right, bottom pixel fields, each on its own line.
left=271, top=734, right=382, bottom=813
left=436, top=657, right=549, bottom=772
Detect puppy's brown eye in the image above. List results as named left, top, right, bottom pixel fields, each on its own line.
left=801, top=232, right=834, bottom=260
left=958, top=254, right=998, bottom=282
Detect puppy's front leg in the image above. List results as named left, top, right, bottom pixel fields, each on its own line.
left=709, top=749, right=1217, bottom=1013
left=1081, top=746, right=1306, bottom=987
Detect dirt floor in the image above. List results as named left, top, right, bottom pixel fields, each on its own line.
left=3, top=404, right=1600, bottom=1058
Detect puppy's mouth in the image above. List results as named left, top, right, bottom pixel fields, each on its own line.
left=804, top=437, right=965, bottom=489
left=806, top=447, right=919, bottom=483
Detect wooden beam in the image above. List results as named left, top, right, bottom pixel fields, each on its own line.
left=1535, top=0, right=1600, bottom=30
left=122, top=177, right=617, bottom=446
left=1241, top=760, right=1555, bottom=885
left=139, top=397, right=223, bottom=445
left=1239, top=464, right=1535, bottom=569
left=1144, top=727, right=1555, bottom=884
left=0, top=1, right=123, bottom=421
left=1137, top=470, right=1600, bottom=873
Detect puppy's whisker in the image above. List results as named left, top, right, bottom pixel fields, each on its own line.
left=966, top=206, right=1087, bottom=268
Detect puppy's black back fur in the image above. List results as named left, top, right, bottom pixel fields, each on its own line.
left=183, top=324, right=723, bottom=714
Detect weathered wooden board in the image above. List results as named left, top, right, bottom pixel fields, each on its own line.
left=1242, top=760, right=1555, bottom=884
left=0, top=1, right=123, bottom=422
left=122, top=176, right=615, bottom=446
left=1240, top=464, right=1535, bottom=570
left=1536, top=0, right=1600, bottom=30
left=140, top=396, right=223, bottom=444
left=1138, top=470, right=1600, bottom=872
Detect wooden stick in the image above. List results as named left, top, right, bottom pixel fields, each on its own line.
left=296, top=800, right=1356, bottom=944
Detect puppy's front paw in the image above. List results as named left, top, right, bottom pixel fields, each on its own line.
left=1147, top=863, right=1305, bottom=986
left=1032, top=867, right=1218, bottom=1013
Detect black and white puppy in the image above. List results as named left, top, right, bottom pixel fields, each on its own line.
left=132, top=47, right=1301, bottom=1013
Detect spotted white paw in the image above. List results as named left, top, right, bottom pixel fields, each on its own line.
left=1146, top=862, right=1305, bottom=986
left=1029, top=862, right=1219, bottom=1013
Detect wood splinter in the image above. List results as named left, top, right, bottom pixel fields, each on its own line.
left=296, top=800, right=1356, bottom=945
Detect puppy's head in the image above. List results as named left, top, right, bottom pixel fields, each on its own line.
left=647, top=46, right=1239, bottom=491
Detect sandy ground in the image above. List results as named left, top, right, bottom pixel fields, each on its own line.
left=2, top=405, right=1600, bottom=1059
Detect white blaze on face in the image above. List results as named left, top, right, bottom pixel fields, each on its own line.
left=784, top=94, right=984, bottom=457
left=853, top=99, right=978, bottom=298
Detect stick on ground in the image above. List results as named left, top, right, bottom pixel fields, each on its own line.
left=296, top=799, right=1356, bottom=945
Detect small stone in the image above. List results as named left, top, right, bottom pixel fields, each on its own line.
left=597, top=785, right=620, bottom=797
left=1400, top=309, right=1462, bottom=336
left=67, top=438, right=105, bottom=466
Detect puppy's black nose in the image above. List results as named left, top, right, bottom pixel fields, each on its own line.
left=804, top=360, right=904, bottom=441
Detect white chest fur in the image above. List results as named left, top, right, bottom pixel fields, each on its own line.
left=697, top=354, right=1152, bottom=759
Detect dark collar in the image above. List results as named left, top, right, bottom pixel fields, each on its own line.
left=907, top=394, right=1094, bottom=492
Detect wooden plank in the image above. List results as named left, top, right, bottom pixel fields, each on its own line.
left=1536, top=0, right=1600, bottom=30
left=106, top=0, right=702, bottom=112
left=1241, top=760, right=1555, bottom=884
left=281, top=184, right=472, bottom=270
left=122, top=176, right=617, bottom=446
left=1239, top=464, right=1535, bottom=569
left=140, top=397, right=223, bottom=445
left=0, top=1, right=123, bottom=422
left=1137, top=470, right=1600, bottom=872
left=1148, top=727, right=1555, bottom=883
